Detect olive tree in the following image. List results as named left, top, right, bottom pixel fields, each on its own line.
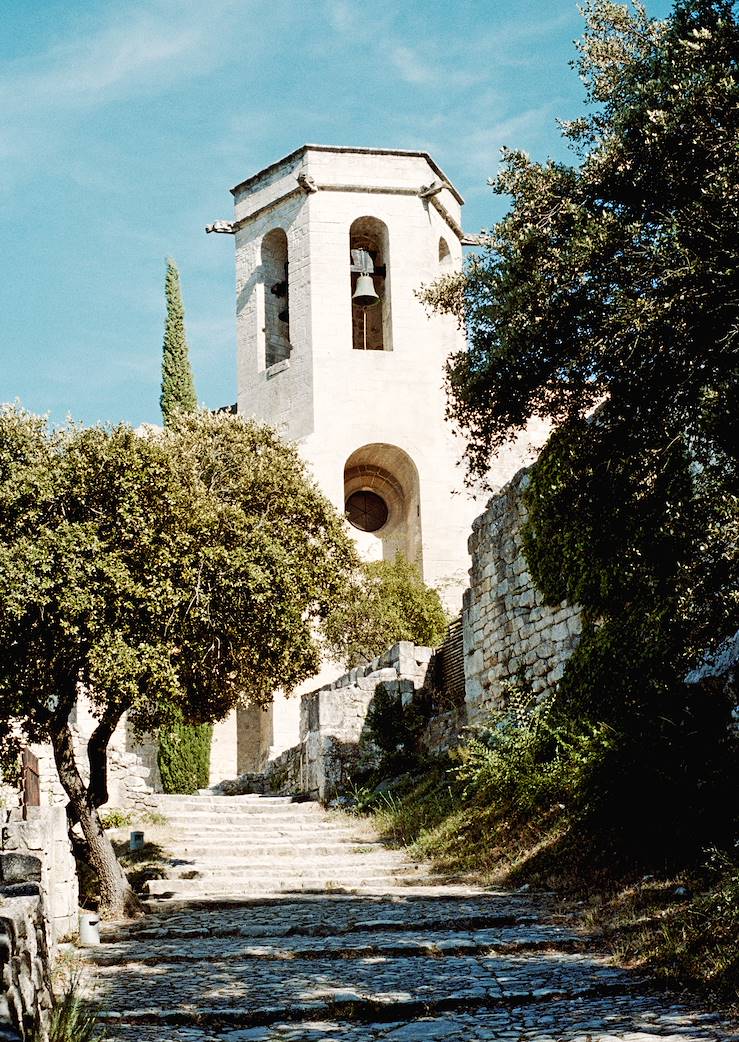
left=0, top=407, right=357, bottom=916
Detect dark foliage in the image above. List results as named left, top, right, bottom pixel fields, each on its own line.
left=158, top=721, right=213, bottom=795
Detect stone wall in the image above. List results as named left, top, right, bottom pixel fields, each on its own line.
left=218, top=642, right=442, bottom=802
left=299, top=642, right=434, bottom=799
left=0, top=878, right=54, bottom=1041
left=0, top=785, right=21, bottom=818
left=1, top=807, right=77, bottom=943
left=463, top=467, right=583, bottom=722
left=31, top=693, right=161, bottom=812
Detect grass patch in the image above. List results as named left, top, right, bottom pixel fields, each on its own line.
left=357, top=757, right=739, bottom=1007
left=77, top=810, right=173, bottom=910
left=99, top=808, right=133, bottom=830
left=584, top=851, right=739, bottom=1003
left=32, top=972, right=107, bottom=1042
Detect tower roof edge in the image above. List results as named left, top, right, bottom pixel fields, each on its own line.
left=230, top=144, right=464, bottom=205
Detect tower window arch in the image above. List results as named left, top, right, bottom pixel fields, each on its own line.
left=344, top=445, right=422, bottom=570
left=261, top=228, right=290, bottom=368
left=349, top=217, right=392, bottom=352
left=438, top=237, right=452, bottom=271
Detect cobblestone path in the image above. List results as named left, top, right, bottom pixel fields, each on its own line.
left=79, top=794, right=737, bottom=1042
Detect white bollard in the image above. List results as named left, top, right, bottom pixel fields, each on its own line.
left=79, top=910, right=100, bottom=946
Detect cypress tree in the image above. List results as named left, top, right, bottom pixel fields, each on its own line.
left=160, top=258, right=208, bottom=787
left=160, top=258, right=197, bottom=425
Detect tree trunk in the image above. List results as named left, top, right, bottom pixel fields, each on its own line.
left=87, top=714, right=118, bottom=809
left=51, top=722, right=142, bottom=919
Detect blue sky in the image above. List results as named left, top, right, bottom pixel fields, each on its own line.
left=1, top=0, right=672, bottom=427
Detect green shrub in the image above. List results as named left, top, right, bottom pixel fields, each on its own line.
left=158, top=721, right=213, bottom=794
left=323, top=554, right=448, bottom=668
left=100, top=808, right=132, bottom=830
left=454, top=676, right=615, bottom=817
left=34, top=975, right=106, bottom=1042
left=362, top=683, right=428, bottom=777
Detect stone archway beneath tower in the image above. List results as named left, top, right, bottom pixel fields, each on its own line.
left=236, top=702, right=273, bottom=774
left=344, top=444, right=423, bottom=574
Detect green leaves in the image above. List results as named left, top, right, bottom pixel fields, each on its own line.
left=160, top=258, right=197, bottom=426
left=322, top=554, right=448, bottom=669
left=420, top=0, right=739, bottom=862
left=158, top=721, right=213, bottom=794
left=0, top=408, right=358, bottom=763
left=422, top=0, right=738, bottom=481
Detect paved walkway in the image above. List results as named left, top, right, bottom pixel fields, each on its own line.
left=79, top=795, right=737, bottom=1042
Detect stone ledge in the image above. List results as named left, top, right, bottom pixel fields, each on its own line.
left=265, top=359, right=290, bottom=379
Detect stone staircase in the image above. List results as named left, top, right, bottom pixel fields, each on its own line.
left=144, top=793, right=431, bottom=902
left=77, top=794, right=737, bottom=1041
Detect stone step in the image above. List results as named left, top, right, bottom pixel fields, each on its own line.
left=165, top=857, right=418, bottom=879
left=139, top=885, right=514, bottom=914
left=165, top=830, right=372, bottom=845
left=108, top=908, right=545, bottom=944
left=158, top=809, right=350, bottom=824
left=87, top=924, right=584, bottom=966
left=155, top=798, right=320, bottom=814
left=157, top=794, right=300, bottom=805
left=87, top=949, right=638, bottom=1028
left=166, top=852, right=405, bottom=870
left=166, top=841, right=387, bottom=858
left=157, top=811, right=329, bottom=827
left=144, top=872, right=432, bottom=896
left=95, top=989, right=691, bottom=1042
left=164, top=833, right=373, bottom=850
left=90, top=987, right=725, bottom=1042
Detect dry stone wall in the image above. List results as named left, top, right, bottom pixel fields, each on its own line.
left=463, top=467, right=583, bottom=722
left=31, top=695, right=161, bottom=813
left=218, top=642, right=440, bottom=801
left=1, top=807, right=77, bottom=943
left=300, top=642, right=434, bottom=799
left=0, top=880, right=54, bottom=1042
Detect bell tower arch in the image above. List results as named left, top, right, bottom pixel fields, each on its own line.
left=228, top=144, right=487, bottom=602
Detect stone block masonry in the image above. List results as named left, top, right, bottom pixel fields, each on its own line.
left=463, top=466, right=584, bottom=722
left=1, top=806, right=77, bottom=943
left=28, top=695, right=161, bottom=813
left=0, top=882, right=54, bottom=1041
left=218, top=642, right=441, bottom=802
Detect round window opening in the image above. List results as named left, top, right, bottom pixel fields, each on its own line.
left=345, top=490, right=388, bottom=533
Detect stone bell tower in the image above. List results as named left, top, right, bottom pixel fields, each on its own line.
left=220, top=144, right=486, bottom=591
left=206, top=145, right=539, bottom=774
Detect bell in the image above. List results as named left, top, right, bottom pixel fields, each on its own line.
left=352, top=274, right=379, bottom=308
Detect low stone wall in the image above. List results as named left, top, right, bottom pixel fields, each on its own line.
left=32, top=695, right=161, bottom=812
left=1, top=807, right=77, bottom=943
left=298, top=642, right=434, bottom=799
left=421, top=704, right=464, bottom=757
left=0, top=879, right=54, bottom=1042
left=463, top=467, right=583, bottom=722
left=218, top=642, right=442, bottom=802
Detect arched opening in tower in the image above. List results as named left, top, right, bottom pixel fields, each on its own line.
left=349, top=217, right=392, bottom=351
left=343, top=444, right=422, bottom=572
left=438, top=237, right=452, bottom=270
left=261, top=227, right=291, bottom=368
